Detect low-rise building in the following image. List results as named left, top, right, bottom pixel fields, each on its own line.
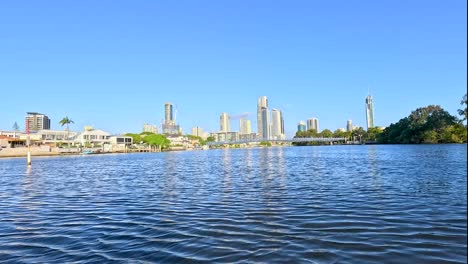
left=74, top=127, right=111, bottom=146
left=0, top=135, right=25, bottom=148
left=0, top=130, right=24, bottom=138
left=109, top=136, right=133, bottom=145
left=32, top=129, right=79, bottom=145
left=211, top=132, right=239, bottom=142
left=238, top=133, right=258, bottom=141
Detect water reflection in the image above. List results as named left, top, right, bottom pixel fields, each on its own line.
left=367, top=146, right=382, bottom=192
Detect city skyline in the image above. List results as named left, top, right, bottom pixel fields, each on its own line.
left=0, top=1, right=465, bottom=135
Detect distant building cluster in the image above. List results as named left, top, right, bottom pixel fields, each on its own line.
left=1, top=94, right=377, bottom=148
left=209, top=96, right=286, bottom=143
left=296, top=94, right=375, bottom=134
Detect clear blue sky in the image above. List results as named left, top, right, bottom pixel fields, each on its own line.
left=1, top=0, right=466, bottom=137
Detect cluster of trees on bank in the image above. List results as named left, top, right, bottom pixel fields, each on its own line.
left=378, top=104, right=466, bottom=143
left=294, top=94, right=467, bottom=145
left=185, top=135, right=215, bottom=145
left=124, top=132, right=216, bottom=150
left=124, top=132, right=171, bottom=150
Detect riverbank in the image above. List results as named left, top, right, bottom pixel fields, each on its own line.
left=0, top=146, right=133, bottom=159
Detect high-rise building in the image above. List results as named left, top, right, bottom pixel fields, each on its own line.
left=239, top=118, right=251, bottom=135
left=257, top=96, right=270, bottom=139
left=191, top=126, right=203, bottom=137
left=365, top=95, right=374, bottom=130
left=306, top=119, right=313, bottom=131
left=25, top=112, right=50, bottom=131
left=271, top=109, right=285, bottom=140
left=164, top=102, right=175, bottom=125
left=346, top=120, right=353, bottom=132
left=143, top=123, right=158, bottom=134
left=162, top=102, right=180, bottom=135
left=307, top=118, right=319, bottom=132
left=220, top=112, right=230, bottom=132
left=261, top=107, right=270, bottom=139
left=297, top=121, right=306, bottom=132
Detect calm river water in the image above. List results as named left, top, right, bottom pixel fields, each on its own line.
left=0, top=145, right=466, bottom=263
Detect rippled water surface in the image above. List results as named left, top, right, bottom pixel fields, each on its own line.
left=0, top=145, right=466, bottom=263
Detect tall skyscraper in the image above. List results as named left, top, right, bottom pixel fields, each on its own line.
left=306, top=119, right=313, bottom=131
left=191, top=126, right=203, bottom=137
left=365, top=95, right=374, bottom=130
left=257, top=96, right=270, bottom=139
left=162, top=102, right=180, bottom=135
left=164, top=102, right=174, bottom=125
left=307, top=118, right=319, bottom=132
left=271, top=109, right=285, bottom=139
left=220, top=112, right=230, bottom=132
left=297, top=121, right=306, bottom=132
left=347, top=120, right=353, bottom=132
left=25, top=112, right=50, bottom=131
left=239, top=118, right=251, bottom=135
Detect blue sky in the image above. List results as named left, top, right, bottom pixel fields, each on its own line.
left=0, top=0, right=466, bottom=137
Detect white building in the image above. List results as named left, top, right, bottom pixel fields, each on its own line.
left=239, top=118, right=251, bottom=135
left=271, top=109, right=285, bottom=140
left=143, top=124, right=158, bottom=134
left=33, top=129, right=79, bottom=145
left=220, top=112, right=230, bottom=132
left=0, top=130, right=24, bottom=138
left=191, top=126, right=203, bottom=137
left=211, top=132, right=239, bottom=142
left=307, top=118, right=319, bottom=132
left=74, top=126, right=111, bottom=146
left=257, top=96, right=270, bottom=139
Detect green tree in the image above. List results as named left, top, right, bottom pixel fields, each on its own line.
left=366, top=127, right=383, bottom=142
left=380, top=105, right=463, bottom=144
left=351, top=127, right=366, bottom=143
left=140, top=131, right=156, bottom=136
left=259, top=141, right=272, bottom=147
left=458, top=94, right=467, bottom=122
left=59, top=116, right=74, bottom=147
left=333, top=129, right=351, bottom=140
left=143, top=134, right=171, bottom=150
left=125, top=133, right=143, bottom=144
left=320, top=129, right=333, bottom=138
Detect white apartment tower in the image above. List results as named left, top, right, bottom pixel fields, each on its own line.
left=307, top=118, right=319, bottom=132
left=220, top=112, right=230, bottom=132
left=191, top=126, right=203, bottom=137
left=239, top=118, right=251, bottom=135
left=257, top=96, right=270, bottom=139
left=271, top=109, right=285, bottom=140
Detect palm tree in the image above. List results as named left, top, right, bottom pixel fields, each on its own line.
left=59, top=116, right=74, bottom=147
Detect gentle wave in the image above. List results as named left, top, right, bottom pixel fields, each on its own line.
left=0, top=145, right=466, bottom=263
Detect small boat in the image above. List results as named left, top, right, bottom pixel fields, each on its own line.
left=82, top=149, right=94, bottom=154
